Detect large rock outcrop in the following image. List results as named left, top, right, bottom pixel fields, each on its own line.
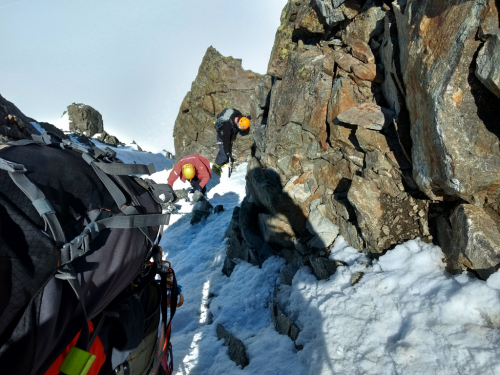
left=393, top=0, right=500, bottom=202
left=172, top=47, right=269, bottom=162
left=173, top=0, right=500, bottom=285
left=65, top=103, right=104, bottom=137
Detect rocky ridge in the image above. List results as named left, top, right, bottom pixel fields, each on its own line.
left=172, top=46, right=269, bottom=163
left=0, top=99, right=128, bottom=149
left=171, top=0, right=500, bottom=348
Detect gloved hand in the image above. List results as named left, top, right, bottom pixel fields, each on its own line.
left=191, top=190, right=204, bottom=204
left=225, top=150, right=232, bottom=161
left=192, top=184, right=203, bottom=192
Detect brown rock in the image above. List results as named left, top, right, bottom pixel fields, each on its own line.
left=173, top=47, right=261, bottom=161
left=327, top=78, right=361, bottom=127
left=267, top=51, right=332, bottom=142
left=342, top=1, right=387, bottom=46
left=258, top=213, right=297, bottom=248
left=332, top=50, right=360, bottom=73
left=476, top=33, right=500, bottom=98
left=296, top=6, right=326, bottom=34
left=341, top=0, right=365, bottom=19
left=313, top=158, right=351, bottom=192
left=352, top=40, right=375, bottom=64
left=348, top=176, right=384, bottom=252
left=337, top=103, right=395, bottom=130
left=355, top=127, right=390, bottom=153
left=351, top=62, right=377, bottom=81
left=267, top=1, right=319, bottom=78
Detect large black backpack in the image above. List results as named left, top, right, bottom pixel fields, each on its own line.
left=0, top=134, right=178, bottom=375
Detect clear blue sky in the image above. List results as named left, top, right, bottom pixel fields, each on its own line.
left=0, top=0, right=287, bottom=153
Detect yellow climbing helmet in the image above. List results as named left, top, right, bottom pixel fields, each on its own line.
left=238, top=117, right=250, bottom=130
left=182, top=163, right=196, bottom=180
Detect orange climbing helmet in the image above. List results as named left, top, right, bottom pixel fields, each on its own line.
left=238, top=117, right=250, bottom=130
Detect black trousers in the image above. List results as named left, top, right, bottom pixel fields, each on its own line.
left=215, top=134, right=229, bottom=165
left=190, top=178, right=206, bottom=194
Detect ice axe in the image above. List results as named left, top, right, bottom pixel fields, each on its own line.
left=228, top=156, right=235, bottom=178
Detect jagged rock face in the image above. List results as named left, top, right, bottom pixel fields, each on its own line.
left=66, top=103, right=104, bottom=137
left=97, top=130, right=122, bottom=147
left=448, top=204, right=500, bottom=279
left=268, top=0, right=328, bottom=78
left=476, top=32, right=500, bottom=98
left=341, top=0, right=387, bottom=46
left=173, top=47, right=265, bottom=162
left=394, top=0, right=500, bottom=201
left=173, top=0, right=500, bottom=279
left=0, top=94, right=39, bottom=141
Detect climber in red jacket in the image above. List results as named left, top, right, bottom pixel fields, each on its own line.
left=167, top=154, right=211, bottom=194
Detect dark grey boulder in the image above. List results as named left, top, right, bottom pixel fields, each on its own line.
left=190, top=199, right=213, bottom=225
left=269, top=301, right=301, bottom=345
left=222, top=256, right=237, bottom=277
left=216, top=324, right=249, bottom=368
left=309, top=256, right=337, bottom=280
left=66, top=103, right=104, bottom=137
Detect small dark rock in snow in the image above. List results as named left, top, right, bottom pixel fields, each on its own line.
left=309, top=256, right=337, bottom=280
left=351, top=271, right=364, bottom=285
left=222, top=256, right=237, bottom=277
left=216, top=324, right=249, bottom=368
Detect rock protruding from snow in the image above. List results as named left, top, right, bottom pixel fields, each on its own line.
left=97, top=130, right=123, bottom=147
left=216, top=324, right=249, bottom=368
left=269, top=300, right=301, bottom=346
left=309, top=256, right=337, bottom=280
left=190, top=198, right=213, bottom=225
left=36, top=122, right=67, bottom=140
left=66, top=103, right=104, bottom=137
left=176, top=0, right=500, bottom=284
left=450, top=204, right=500, bottom=279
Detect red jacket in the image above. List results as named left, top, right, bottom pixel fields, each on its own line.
left=167, top=154, right=211, bottom=188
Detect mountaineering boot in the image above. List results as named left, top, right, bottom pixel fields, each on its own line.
left=212, top=163, right=222, bottom=175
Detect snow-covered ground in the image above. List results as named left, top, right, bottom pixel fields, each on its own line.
left=24, top=131, right=500, bottom=374
left=148, top=160, right=500, bottom=374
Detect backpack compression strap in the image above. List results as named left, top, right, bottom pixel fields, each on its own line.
left=59, top=214, right=170, bottom=265
left=0, top=157, right=67, bottom=246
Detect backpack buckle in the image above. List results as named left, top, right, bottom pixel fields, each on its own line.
left=60, top=222, right=101, bottom=264
left=0, top=158, right=27, bottom=173
left=59, top=346, right=96, bottom=375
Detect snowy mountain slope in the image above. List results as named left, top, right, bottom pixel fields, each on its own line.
left=15, top=135, right=496, bottom=374
left=145, top=158, right=500, bottom=375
